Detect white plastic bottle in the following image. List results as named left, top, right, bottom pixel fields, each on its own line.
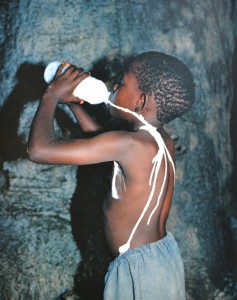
left=44, top=61, right=110, bottom=104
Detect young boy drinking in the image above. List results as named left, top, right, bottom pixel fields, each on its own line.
left=28, top=51, right=195, bottom=299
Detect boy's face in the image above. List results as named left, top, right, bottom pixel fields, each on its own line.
left=109, top=69, right=142, bottom=119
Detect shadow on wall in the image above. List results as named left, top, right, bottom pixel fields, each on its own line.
left=70, top=162, right=113, bottom=300
left=0, top=63, right=47, bottom=162
left=0, top=62, right=81, bottom=163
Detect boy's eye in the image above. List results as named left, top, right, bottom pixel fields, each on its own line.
left=113, top=80, right=124, bottom=93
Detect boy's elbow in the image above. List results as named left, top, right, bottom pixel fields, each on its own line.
left=27, top=144, right=39, bottom=163
left=27, top=144, right=47, bottom=164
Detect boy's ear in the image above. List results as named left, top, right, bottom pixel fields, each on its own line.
left=135, top=93, right=147, bottom=112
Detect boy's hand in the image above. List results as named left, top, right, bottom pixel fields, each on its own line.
left=44, top=62, right=90, bottom=104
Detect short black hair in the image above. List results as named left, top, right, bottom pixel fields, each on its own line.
left=126, top=51, right=195, bottom=124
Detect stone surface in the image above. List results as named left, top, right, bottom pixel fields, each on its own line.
left=0, top=159, right=80, bottom=299
left=0, top=0, right=237, bottom=299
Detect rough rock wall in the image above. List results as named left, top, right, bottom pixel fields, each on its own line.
left=0, top=0, right=237, bottom=299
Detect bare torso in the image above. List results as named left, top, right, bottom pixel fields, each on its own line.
left=103, top=127, right=175, bottom=257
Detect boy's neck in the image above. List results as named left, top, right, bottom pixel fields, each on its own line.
left=133, top=117, right=164, bottom=131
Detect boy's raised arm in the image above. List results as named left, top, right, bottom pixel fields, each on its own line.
left=27, top=63, right=128, bottom=166
left=67, top=103, right=102, bottom=132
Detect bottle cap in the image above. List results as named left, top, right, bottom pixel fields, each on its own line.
left=44, top=61, right=61, bottom=83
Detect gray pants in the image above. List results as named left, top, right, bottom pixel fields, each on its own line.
left=104, top=232, right=185, bottom=300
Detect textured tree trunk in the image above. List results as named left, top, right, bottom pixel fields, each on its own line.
left=0, top=1, right=236, bottom=299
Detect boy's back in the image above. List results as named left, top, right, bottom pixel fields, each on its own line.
left=104, top=127, right=175, bottom=256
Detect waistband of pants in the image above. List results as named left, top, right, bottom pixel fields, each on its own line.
left=109, top=231, right=176, bottom=267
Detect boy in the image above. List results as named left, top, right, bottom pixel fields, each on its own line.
left=28, top=51, right=195, bottom=299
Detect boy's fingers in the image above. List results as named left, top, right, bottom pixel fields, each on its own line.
left=57, top=62, right=70, bottom=75
left=70, top=97, right=84, bottom=104
left=75, top=71, right=91, bottom=83
left=57, top=63, right=86, bottom=80
left=72, top=95, right=85, bottom=104
left=76, top=67, right=84, bottom=74
left=70, top=67, right=85, bottom=79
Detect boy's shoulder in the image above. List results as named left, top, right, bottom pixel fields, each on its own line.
left=107, top=127, right=173, bottom=151
left=112, top=128, right=172, bottom=160
left=96, top=127, right=174, bottom=165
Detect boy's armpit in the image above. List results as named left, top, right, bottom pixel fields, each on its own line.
left=28, top=130, right=133, bottom=166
